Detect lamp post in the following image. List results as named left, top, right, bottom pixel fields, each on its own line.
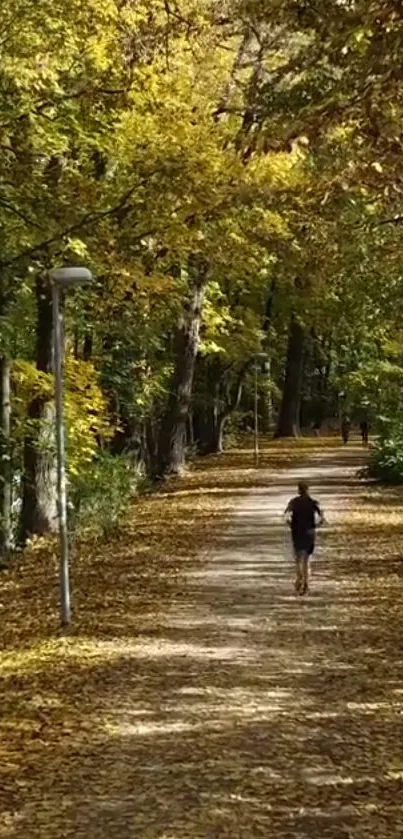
left=254, top=361, right=259, bottom=467
left=50, top=267, right=93, bottom=629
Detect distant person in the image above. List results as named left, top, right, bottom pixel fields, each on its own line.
left=312, top=420, right=321, bottom=437
left=284, top=481, right=325, bottom=596
left=359, top=419, right=369, bottom=446
left=341, top=415, right=351, bottom=445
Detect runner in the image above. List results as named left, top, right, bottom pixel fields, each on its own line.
left=284, top=481, right=324, bottom=595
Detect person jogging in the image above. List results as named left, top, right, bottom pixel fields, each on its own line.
left=284, top=481, right=324, bottom=595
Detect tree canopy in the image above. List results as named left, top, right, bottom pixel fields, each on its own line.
left=1, top=0, right=403, bottom=552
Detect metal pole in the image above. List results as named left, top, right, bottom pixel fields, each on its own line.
left=0, top=357, right=11, bottom=561
left=254, top=362, right=259, bottom=467
left=52, top=283, right=71, bottom=629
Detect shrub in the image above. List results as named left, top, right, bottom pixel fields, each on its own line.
left=368, top=422, right=403, bottom=484
left=69, top=452, right=143, bottom=540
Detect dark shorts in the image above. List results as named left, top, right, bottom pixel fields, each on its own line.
left=292, top=532, right=315, bottom=557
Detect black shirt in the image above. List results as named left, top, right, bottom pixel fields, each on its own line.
left=288, top=495, right=321, bottom=536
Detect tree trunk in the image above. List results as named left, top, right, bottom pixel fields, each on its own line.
left=155, top=263, right=208, bottom=478
left=0, top=357, right=11, bottom=562
left=274, top=317, right=305, bottom=438
left=186, top=412, right=195, bottom=449
left=144, top=415, right=158, bottom=476
left=210, top=413, right=227, bottom=454
left=196, top=361, right=250, bottom=455
left=83, top=331, right=93, bottom=361
left=195, top=409, right=224, bottom=456
left=20, top=273, right=57, bottom=541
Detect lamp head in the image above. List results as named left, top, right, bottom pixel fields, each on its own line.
left=50, top=267, right=93, bottom=288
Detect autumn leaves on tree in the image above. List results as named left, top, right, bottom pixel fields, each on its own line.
left=1, top=0, right=403, bottom=553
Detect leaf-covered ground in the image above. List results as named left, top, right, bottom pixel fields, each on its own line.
left=1, top=439, right=403, bottom=838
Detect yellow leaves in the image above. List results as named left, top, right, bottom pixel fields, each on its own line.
left=327, top=123, right=356, bottom=145
left=200, top=284, right=233, bottom=355
left=66, top=237, right=89, bottom=259
left=252, top=206, right=292, bottom=240
left=247, top=149, right=306, bottom=192
left=87, top=25, right=118, bottom=72
left=12, top=357, right=113, bottom=477
left=12, top=360, right=53, bottom=401
left=64, top=358, right=113, bottom=473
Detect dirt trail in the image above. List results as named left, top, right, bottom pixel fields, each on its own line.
left=4, top=447, right=403, bottom=838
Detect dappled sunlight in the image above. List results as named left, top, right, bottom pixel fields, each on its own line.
left=115, top=719, right=201, bottom=737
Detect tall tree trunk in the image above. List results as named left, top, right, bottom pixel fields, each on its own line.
left=156, top=262, right=208, bottom=477
left=20, top=273, right=57, bottom=541
left=0, top=357, right=11, bottom=562
left=192, top=356, right=221, bottom=455
left=195, top=360, right=250, bottom=455
left=274, top=317, right=305, bottom=438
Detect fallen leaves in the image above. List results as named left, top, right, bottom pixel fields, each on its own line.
left=1, top=438, right=403, bottom=837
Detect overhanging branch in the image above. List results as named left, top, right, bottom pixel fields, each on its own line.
left=0, top=187, right=139, bottom=268
left=375, top=214, right=403, bottom=227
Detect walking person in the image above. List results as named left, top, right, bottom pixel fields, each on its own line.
left=341, top=415, right=351, bottom=445
left=359, top=419, right=369, bottom=446
left=284, top=481, right=324, bottom=595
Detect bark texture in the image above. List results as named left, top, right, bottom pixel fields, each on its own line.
left=20, top=274, right=57, bottom=540
left=156, top=262, right=208, bottom=477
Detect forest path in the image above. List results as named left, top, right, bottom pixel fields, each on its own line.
left=2, top=444, right=403, bottom=838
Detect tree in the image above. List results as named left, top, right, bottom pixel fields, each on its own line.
left=275, top=316, right=305, bottom=437
left=4, top=0, right=403, bottom=540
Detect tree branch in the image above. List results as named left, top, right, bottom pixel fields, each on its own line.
left=0, top=196, right=44, bottom=230
left=375, top=214, right=403, bottom=227
left=220, top=359, right=254, bottom=422
left=0, top=187, right=140, bottom=268
left=0, top=86, right=131, bottom=130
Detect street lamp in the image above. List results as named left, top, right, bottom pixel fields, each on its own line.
left=50, top=266, right=93, bottom=629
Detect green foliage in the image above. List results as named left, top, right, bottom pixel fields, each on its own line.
left=3, top=0, right=403, bottom=529
left=369, top=421, right=403, bottom=485
left=342, top=360, right=403, bottom=421
left=70, top=452, right=142, bottom=540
